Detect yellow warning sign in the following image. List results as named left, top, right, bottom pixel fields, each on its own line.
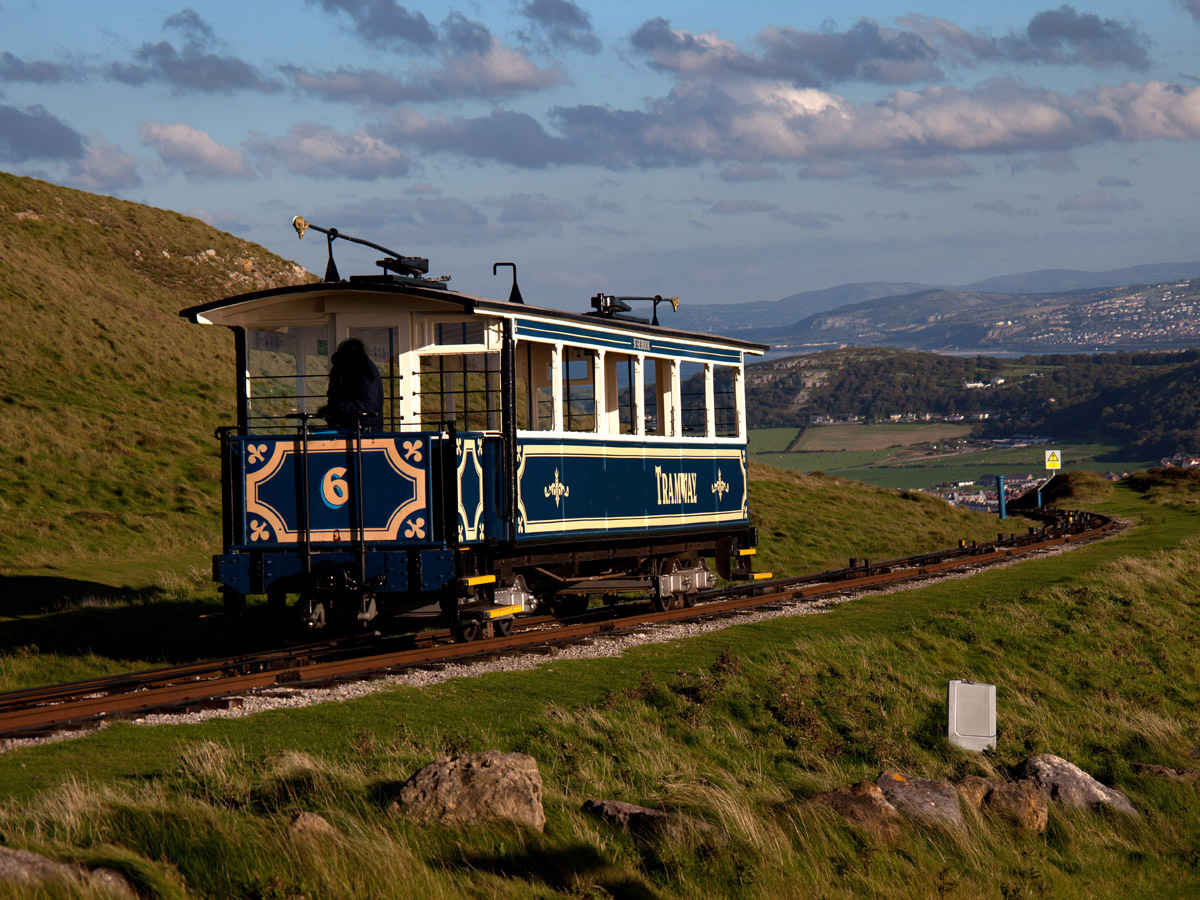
left=1045, top=450, right=1061, bottom=470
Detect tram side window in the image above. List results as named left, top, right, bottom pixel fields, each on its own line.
left=643, top=357, right=669, bottom=436
left=418, top=352, right=501, bottom=431
left=246, top=327, right=330, bottom=432
left=434, top=321, right=487, bottom=346
left=562, top=346, right=596, bottom=433
left=714, top=365, right=740, bottom=437
left=605, top=352, right=636, bottom=435
left=680, top=361, right=708, bottom=437
left=514, top=341, right=554, bottom=431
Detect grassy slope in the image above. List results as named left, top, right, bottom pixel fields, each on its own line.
left=750, top=463, right=1030, bottom=578
left=0, top=481, right=1198, bottom=898
left=0, top=172, right=310, bottom=568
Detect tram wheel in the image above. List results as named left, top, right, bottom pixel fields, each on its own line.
left=451, top=620, right=483, bottom=643
left=493, top=617, right=514, bottom=638
left=651, top=592, right=671, bottom=613
left=300, top=592, right=327, bottom=631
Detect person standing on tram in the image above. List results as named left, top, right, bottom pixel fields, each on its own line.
left=319, top=337, right=383, bottom=429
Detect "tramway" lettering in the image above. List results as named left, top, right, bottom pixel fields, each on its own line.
left=654, top=466, right=698, bottom=505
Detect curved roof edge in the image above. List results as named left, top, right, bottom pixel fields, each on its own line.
left=180, top=279, right=770, bottom=354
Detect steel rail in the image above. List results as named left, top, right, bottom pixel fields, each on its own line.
left=0, top=509, right=1114, bottom=739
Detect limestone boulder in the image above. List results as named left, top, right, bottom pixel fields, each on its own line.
left=956, top=775, right=998, bottom=811
left=0, top=847, right=136, bottom=898
left=1018, top=754, right=1138, bottom=817
left=986, top=780, right=1048, bottom=832
left=956, top=776, right=1047, bottom=832
left=810, top=781, right=902, bottom=841
left=396, top=751, right=545, bottom=831
left=876, top=771, right=965, bottom=833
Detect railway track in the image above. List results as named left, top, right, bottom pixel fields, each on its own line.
left=0, top=509, right=1114, bottom=741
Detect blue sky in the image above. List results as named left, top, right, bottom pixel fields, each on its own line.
left=4, top=0, right=1200, bottom=307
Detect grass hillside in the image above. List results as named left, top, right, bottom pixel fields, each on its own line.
left=1, top=479, right=1198, bottom=898
left=0, top=172, right=311, bottom=568
left=750, top=464, right=1027, bottom=578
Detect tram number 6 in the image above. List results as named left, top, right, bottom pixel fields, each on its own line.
left=321, top=467, right=349, bottom=508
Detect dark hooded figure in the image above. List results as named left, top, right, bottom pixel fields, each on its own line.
left=319, top=338, right=383, bottom=429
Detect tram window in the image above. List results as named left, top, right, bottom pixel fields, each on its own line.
left=434, top=321, right=487, bottom=346
left=418, top=352, right=501, bottom=431
left=514, top=341, right=554, bottom=431
left=562, top=346, right=596, bottom=433
left=245, top=326, right=330, bottom=432
left=680, top=361, right=708, bottom=436
left=714, top=365, right=739, bottom=437
left=605, top=352, right=636, bottom=435
left=643, top=357, right=669, bottom=436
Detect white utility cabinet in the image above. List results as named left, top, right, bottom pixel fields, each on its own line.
left=947, top=679, right=996, bottom=751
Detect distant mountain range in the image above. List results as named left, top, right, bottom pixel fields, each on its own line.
left=766, top=277, right=1200, bottom=353
left=671, top=261, right=1200, bottom=352
left=957, top=262, right=1200, bottom=295
left=669, top=282, right=931, bottom=333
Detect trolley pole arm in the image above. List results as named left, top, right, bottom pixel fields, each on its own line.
left=292, top=215, right=429, bottom=281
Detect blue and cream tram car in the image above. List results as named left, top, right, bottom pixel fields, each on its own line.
left=180, top=220, right=767, bottom=639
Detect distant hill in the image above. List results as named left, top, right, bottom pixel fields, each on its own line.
left=745, top=278, right=1200, bottom=352
left=0, top=172, right=312, bottom=566
left=669, top=282, right=930, bottom=333
left=961, top=261, right=1200, bottom=295
left=676, top=260, right=1200, bottom=348
left=745, top=345, right=1200, bottom=456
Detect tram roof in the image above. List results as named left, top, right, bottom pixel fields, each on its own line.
left=179, top=276, right=769, bottom=354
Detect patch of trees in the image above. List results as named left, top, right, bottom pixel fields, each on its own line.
left=745, top=347, right=1200, bottom=456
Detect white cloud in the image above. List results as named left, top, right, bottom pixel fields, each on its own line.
left=250, top=122, right=410, bottom=180
left=138, top=121, right=252, bottom=179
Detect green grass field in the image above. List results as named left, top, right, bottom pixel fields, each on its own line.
left=793, top=422, right=972, bottom=451
left=751, top=426, right=1160, bottom=491
left=745, top=427, right=805, bottom=453
left=2, top=477, right=1199, bottom=898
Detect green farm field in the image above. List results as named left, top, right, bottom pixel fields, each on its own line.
left=751, top=426, right=1160, bottom=491
left=793, top=422, right=972, bottom=451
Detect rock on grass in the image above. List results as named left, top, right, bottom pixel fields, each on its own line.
left=810, top=781, right=903, bottom=841
left=876, top=771, right=965, bottom=833
left=1018, top=754, right=1138, bottom=817
left=395, top=751, right=546, bottom=831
